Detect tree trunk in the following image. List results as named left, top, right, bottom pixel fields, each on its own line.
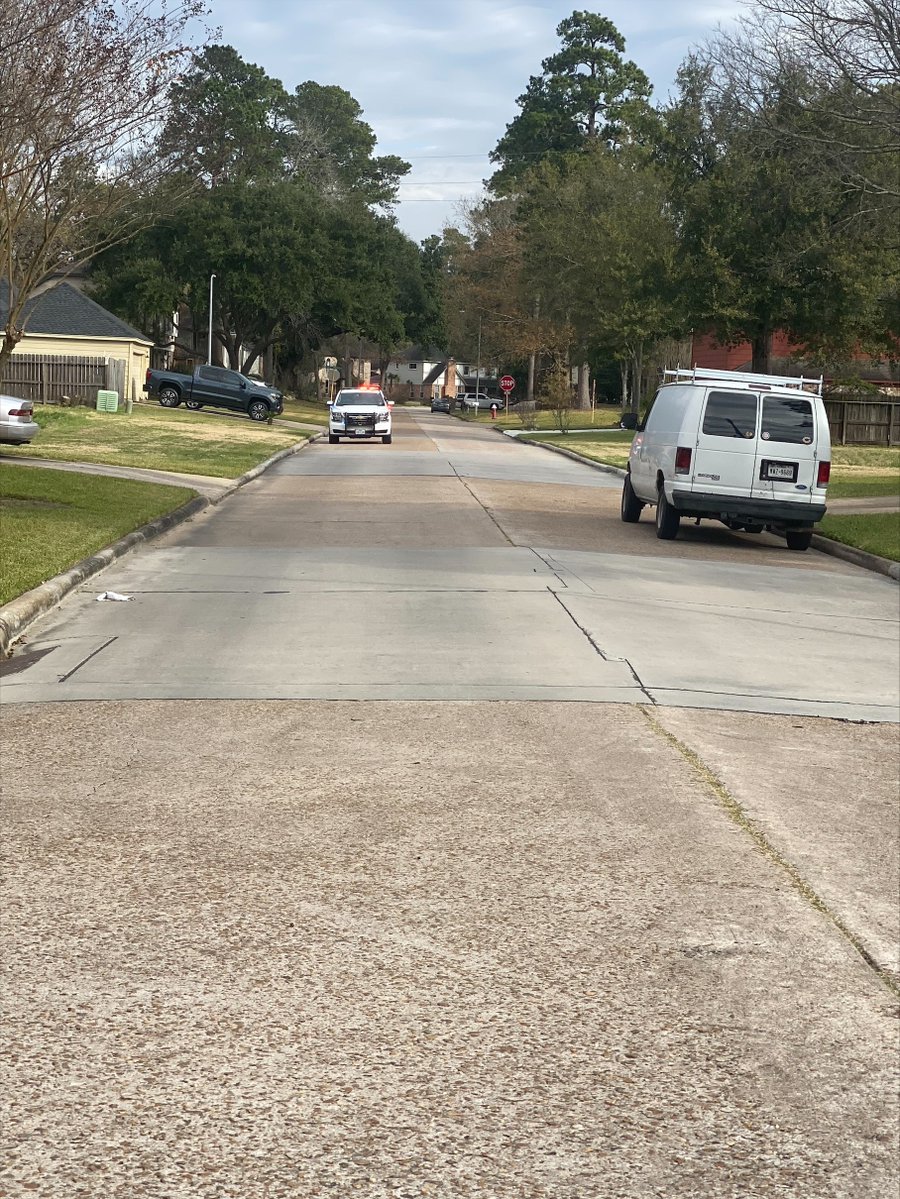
left=576, top=362, right=590, bottom=410
left=751, top=330, right=772, bottom=374
left=631, top=341, right=644, bottom=413
left=620, top=360, right=630, bottom=412
left=0, top=330, right=24, bottom=376
left=527, top=295, right=539, bottom=403
left=342, top=333, right=351, bottom=386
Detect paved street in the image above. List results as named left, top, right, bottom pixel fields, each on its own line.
left=1, top=408, right=898, bottom=1198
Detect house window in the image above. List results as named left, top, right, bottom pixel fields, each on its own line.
left=408, top=362, right=418, bottom=370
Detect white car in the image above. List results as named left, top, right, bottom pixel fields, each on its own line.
left=0, top=394, right=39, bottom=445
left=328, top=388, right=392, bottom=444
left=458, top=391, right=492, bottom=412
left=621, top=367, right=830, bottom=551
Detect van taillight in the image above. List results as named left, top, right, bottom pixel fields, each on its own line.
left=675, top=446, right=692, bottom=474
left=817, top=461, right=830, bottom=487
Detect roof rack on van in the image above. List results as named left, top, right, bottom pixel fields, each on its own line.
left=663, top=366, right=823, bottom=396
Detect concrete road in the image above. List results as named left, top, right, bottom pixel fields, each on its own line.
left=1, top=407, right=898, bottom=1198
left=2, top=411, right=897, bottom=719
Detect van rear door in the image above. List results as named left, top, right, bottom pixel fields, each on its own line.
left=752, top=394, right=817, bottom=506
left=692, top=389, right=760, bottom=498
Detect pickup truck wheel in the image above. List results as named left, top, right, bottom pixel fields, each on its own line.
left=328, top=434, right=339, bottom=444
left=382, top=434, right=392, bottom=444
left=158, top=387, right=181, bottom=408
left=620, top=474, right=643, bottom=523
left=185, top=400, right=203, bottom=411
left=655, top=487, right=681, bottom=540
left=248, top=400, right=270, bottom=422
left=785, top=529, right=812, bottom=551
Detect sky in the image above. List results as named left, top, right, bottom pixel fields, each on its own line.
left=210, top=0, right=746, bottom=244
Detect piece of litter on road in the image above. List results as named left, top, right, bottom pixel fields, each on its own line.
left=96, top=591, right=132, bottom=602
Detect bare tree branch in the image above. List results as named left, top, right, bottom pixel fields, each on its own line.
left=0, top=0, right=210, bottom=367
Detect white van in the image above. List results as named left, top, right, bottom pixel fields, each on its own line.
left=622, top=367, right=830, bottom=551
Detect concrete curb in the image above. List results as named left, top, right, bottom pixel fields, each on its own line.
left=0, top=434, right=317, bottom=658
left=507, top=431, right=899, bottom=583
left=808, top=534, right=900, bottom=581
left=503, top=429, right=626, bottom=479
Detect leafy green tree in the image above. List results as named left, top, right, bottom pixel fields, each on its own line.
left=0, top=0, right=205, bottom=369
left=660, top=54, right=898, bottom=372
left=285, top=83, right=410, bottom=205
left=159, top=46, right=409, bottom=205
left=158, top=44, right=290, bottom=185
left=519, top=145, right=681, bottom=411
left=490, top=10, right=651, bottom=192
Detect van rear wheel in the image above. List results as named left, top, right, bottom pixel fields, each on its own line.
left=785, top=529, right=812, bottom=551
left=621, top=475, right=643, bottom=523
left=655, top=488, right=680, bottom=540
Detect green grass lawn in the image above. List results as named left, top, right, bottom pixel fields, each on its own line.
left=0, top=465, right=196, bottom=605
left=459, top=405, right=625, bottom=432
left=520, top=429, right=633, bottom=468
left=826, top=473, right=900, bottom=498
left=818, top=513, right=900, bottom=562
left=0, top=404, right=306, bottom=478
left=278, top=396, right=329, bottom=426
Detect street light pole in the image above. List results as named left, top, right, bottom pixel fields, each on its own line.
left=207, top=273, right=216, bottom=365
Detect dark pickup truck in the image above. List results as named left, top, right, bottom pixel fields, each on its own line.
left=144, top=365, right=283, bottom=421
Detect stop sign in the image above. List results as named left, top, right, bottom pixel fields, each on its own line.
left=500, top=375, right=515, bottom=392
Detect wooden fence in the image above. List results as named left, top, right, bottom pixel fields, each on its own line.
left=0, top=353, right=126, bottom=405
left=824, top=394, right=900, bottom=446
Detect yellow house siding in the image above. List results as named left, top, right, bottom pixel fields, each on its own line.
left=11, top=333, right=151, bottom=401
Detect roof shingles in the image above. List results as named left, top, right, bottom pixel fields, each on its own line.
left=0, top=280, right=150, bottom=342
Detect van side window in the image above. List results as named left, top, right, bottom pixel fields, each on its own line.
left=761, top=397, right=814, bottom=444
left=702, top=391, right=758, bottom=438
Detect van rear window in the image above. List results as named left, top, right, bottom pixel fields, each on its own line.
left=702, top=392, right=758, bottom=438
left=761, top=397, right=814, bottom=444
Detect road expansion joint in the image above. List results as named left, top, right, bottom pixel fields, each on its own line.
left=549, top=590, right=655, bottom=703
left=449, top=465, right=515, bottom=545
left=56, top=636, right=118, bottom=683
left=638, top=705, right=900, bottom=997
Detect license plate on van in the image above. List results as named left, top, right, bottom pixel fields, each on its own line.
left=761, top=460, right=797, bottom=482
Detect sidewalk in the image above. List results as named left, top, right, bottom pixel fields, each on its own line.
left=826, top=495, right=899, bottom=515
left=2, top=454, right=233, bottom=499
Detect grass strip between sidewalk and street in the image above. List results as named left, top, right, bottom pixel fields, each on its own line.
left=1, top=404, right=305, bottom=478
left=0, top=465, right=196, bottom=605
left=817, top=513, right=900, bottom=562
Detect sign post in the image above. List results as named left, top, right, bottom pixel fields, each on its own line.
left=500, top=374, right=515, bottom=415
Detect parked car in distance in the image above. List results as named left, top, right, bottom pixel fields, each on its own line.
left=0, top=394, right=39, bottom=445
left=328, top=387, right=392, bottom=444
left=458, top=391, right=493, bottom=412
left=431, top=396, right=451, bottom=413
left=621, top=366, right=830, bottom=551
left=144, top=364, right=283, bottom=421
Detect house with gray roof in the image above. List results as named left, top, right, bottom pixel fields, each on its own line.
left=0, top=280, right=152, bottom=403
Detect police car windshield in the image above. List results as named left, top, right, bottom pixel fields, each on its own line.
left=335, top=391, right=386, bottom=407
